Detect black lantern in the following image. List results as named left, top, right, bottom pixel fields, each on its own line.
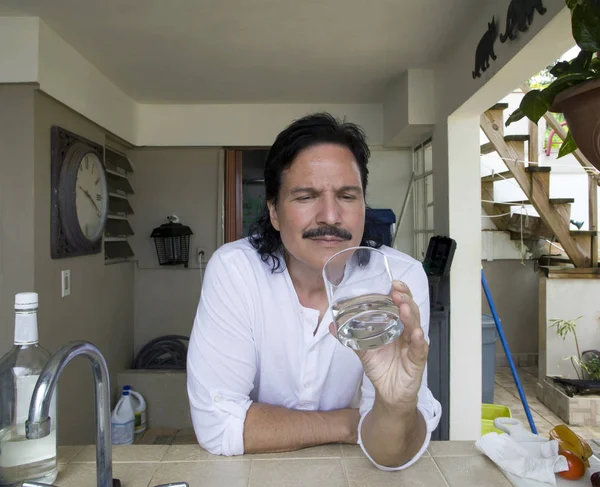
left=150, top=215, right=193, bottom=268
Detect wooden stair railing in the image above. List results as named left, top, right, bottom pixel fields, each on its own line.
left=519, top=84, right=599, bottom=267
left=480, top=105, right=592, bottom=268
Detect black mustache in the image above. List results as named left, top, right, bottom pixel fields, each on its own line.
left=303, top=226, right=352, bottom=240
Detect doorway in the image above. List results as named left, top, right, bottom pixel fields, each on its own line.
left=224, top=148, right=269, bottom=242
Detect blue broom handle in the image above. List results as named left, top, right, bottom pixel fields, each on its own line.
left=481, top=269, right=537, bottom=434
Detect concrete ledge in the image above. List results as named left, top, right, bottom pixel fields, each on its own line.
left=117, top=369, right=192, bottom=430
left=537, top=377, right=600, bottom=426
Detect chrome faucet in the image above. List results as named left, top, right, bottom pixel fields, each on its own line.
left=25, top=341, right=117, bottom=487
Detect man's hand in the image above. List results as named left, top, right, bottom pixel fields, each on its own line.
left=356, top=280, right=428, bottom=408
left=328, top=280, right=427, bottom=408
left=329, top=280, right=429, bottom=467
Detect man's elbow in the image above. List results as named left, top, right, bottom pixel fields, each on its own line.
left=191, top=414, right=246, bottom=456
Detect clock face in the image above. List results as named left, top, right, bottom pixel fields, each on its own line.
left=74, top=152, right=108, bottom=242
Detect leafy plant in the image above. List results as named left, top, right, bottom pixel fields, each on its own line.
left=506, top=0, right=600, bottom=158
left=550, top=316, right=585, bottom=379
left=582, top=355, right=600, bottom=380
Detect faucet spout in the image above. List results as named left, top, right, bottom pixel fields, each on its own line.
left=25, top=340, right=115, bottom=487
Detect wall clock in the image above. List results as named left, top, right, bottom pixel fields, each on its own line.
left=51, top=126, right=108, bottom=259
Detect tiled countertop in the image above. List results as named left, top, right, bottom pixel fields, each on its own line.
left=56, top=441, right=514, bottom=487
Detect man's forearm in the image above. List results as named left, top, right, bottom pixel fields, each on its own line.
left=361, top=395, right=427, bottom=468
left=243, top=402, right=360, bottom=454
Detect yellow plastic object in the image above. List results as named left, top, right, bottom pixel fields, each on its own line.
left=481, top=404, right=512, bottom=435
left=549, top=424, right=592, bottom=469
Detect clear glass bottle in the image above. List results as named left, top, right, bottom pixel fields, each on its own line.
left=0, top=292, right=57, bottom=486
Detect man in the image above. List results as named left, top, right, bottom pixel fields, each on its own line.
left=187, top=113, right=441, bottom=470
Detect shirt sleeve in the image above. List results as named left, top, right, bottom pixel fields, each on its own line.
left=357, top=263, right=442, bottom=471
left=186, top=250, right=257, bottom=456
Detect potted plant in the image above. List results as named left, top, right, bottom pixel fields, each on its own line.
left=506, top=0, right=600, bottom=166
left=548, top=316, right=600, bottom=396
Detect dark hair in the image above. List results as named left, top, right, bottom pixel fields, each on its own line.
left=248, top=112, right=383, bottom=272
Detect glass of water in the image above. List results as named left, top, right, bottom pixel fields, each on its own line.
left=322, top=246, right=403, bottom=351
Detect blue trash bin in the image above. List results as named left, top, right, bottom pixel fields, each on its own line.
left=482, top=314, right=498, bottom=404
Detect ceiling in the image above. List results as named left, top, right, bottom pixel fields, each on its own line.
left=0, top=0, right=482, bottom=103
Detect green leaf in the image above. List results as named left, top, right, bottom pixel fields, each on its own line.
left=571, top=49, right=594, bottom=70
left=505, top=108, right=525, bottom=127
left=558, top=131, right=578, bottom=158
left=550, top=61, right=572, bottom=77
left=519, top=90, right=551, bottom=124
left=589, top=57, right=600, bottom=75
left=572, top=4, right=600, bottom=52
left=542, top=71, right=593, bottom=106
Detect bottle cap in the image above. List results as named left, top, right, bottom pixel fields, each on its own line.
left=15, top=292, right=38, bottom=311
left=14, top=292, right=39, bottom=344
left=123, top=391, right=130, bottom=396
left=124, top=385, right=131, bottom=391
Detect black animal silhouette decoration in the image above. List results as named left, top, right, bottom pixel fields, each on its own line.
left=500, top=0, right=547, bottom=43
left=473, top=17, right=498, bottom=79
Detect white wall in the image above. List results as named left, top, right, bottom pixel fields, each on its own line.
left=542, top=278, right=600, bottom=379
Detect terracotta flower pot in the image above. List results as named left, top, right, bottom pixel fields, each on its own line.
left=550, top=78, right=600, bottom=171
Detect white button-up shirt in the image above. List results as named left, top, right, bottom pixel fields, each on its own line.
left=187, top=238, right=441, bottom=470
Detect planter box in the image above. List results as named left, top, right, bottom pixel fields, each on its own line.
left=537, top=377, right=600, bottom=426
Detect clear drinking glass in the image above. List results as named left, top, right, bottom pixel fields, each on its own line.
left=322, top=246, right=404, bottom=350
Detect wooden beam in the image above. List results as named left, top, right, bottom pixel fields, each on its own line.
left=529, top=120, right=539, bottom=164
left=484, top=107, right=505, bottom=138
left=540, top=266, right=600, bottom=279
left=507, top=213, right=553, bottom=239
left=481, top=180, right=509, bottom=230
left=493, top=198, right=574, bottom=206
left=520, top=84, right=600, bottom=179
left=481, top=170, right=514, bottom=183
left=481, top=111, right=589, bottom=267
left=481, top=142, right=495, bottom=155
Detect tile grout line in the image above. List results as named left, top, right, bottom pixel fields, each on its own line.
left=247, top=456, right=254, bottom=487
left=144, top=463, right=161, bottom=487
left=430, top=456, right=451, bottom=487
left=338, top=445, right=351, bottom=487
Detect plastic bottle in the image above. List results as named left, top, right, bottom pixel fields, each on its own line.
left=123, top=386, right=147, bottom=435
left=110, top=391, right=135, bottom=445
left=0, top=292, right=58, bottom=486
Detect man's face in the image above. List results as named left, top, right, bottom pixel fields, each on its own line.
left=267, top=143, right=366, bottom=274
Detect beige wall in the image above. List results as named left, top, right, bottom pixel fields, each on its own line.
left=481, top=260, right=538, bottom=356
left=31, top=91, right=134, bottom=445
left=128, top=148, right=220, bottom=353
left=367, top=149, right=413, bottom=257
left=1, top=88, right=135, bottom=445
left=0, top=85, right=36, bottom=357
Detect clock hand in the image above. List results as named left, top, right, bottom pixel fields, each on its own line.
left=78, top=185, right=101, bottom=217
